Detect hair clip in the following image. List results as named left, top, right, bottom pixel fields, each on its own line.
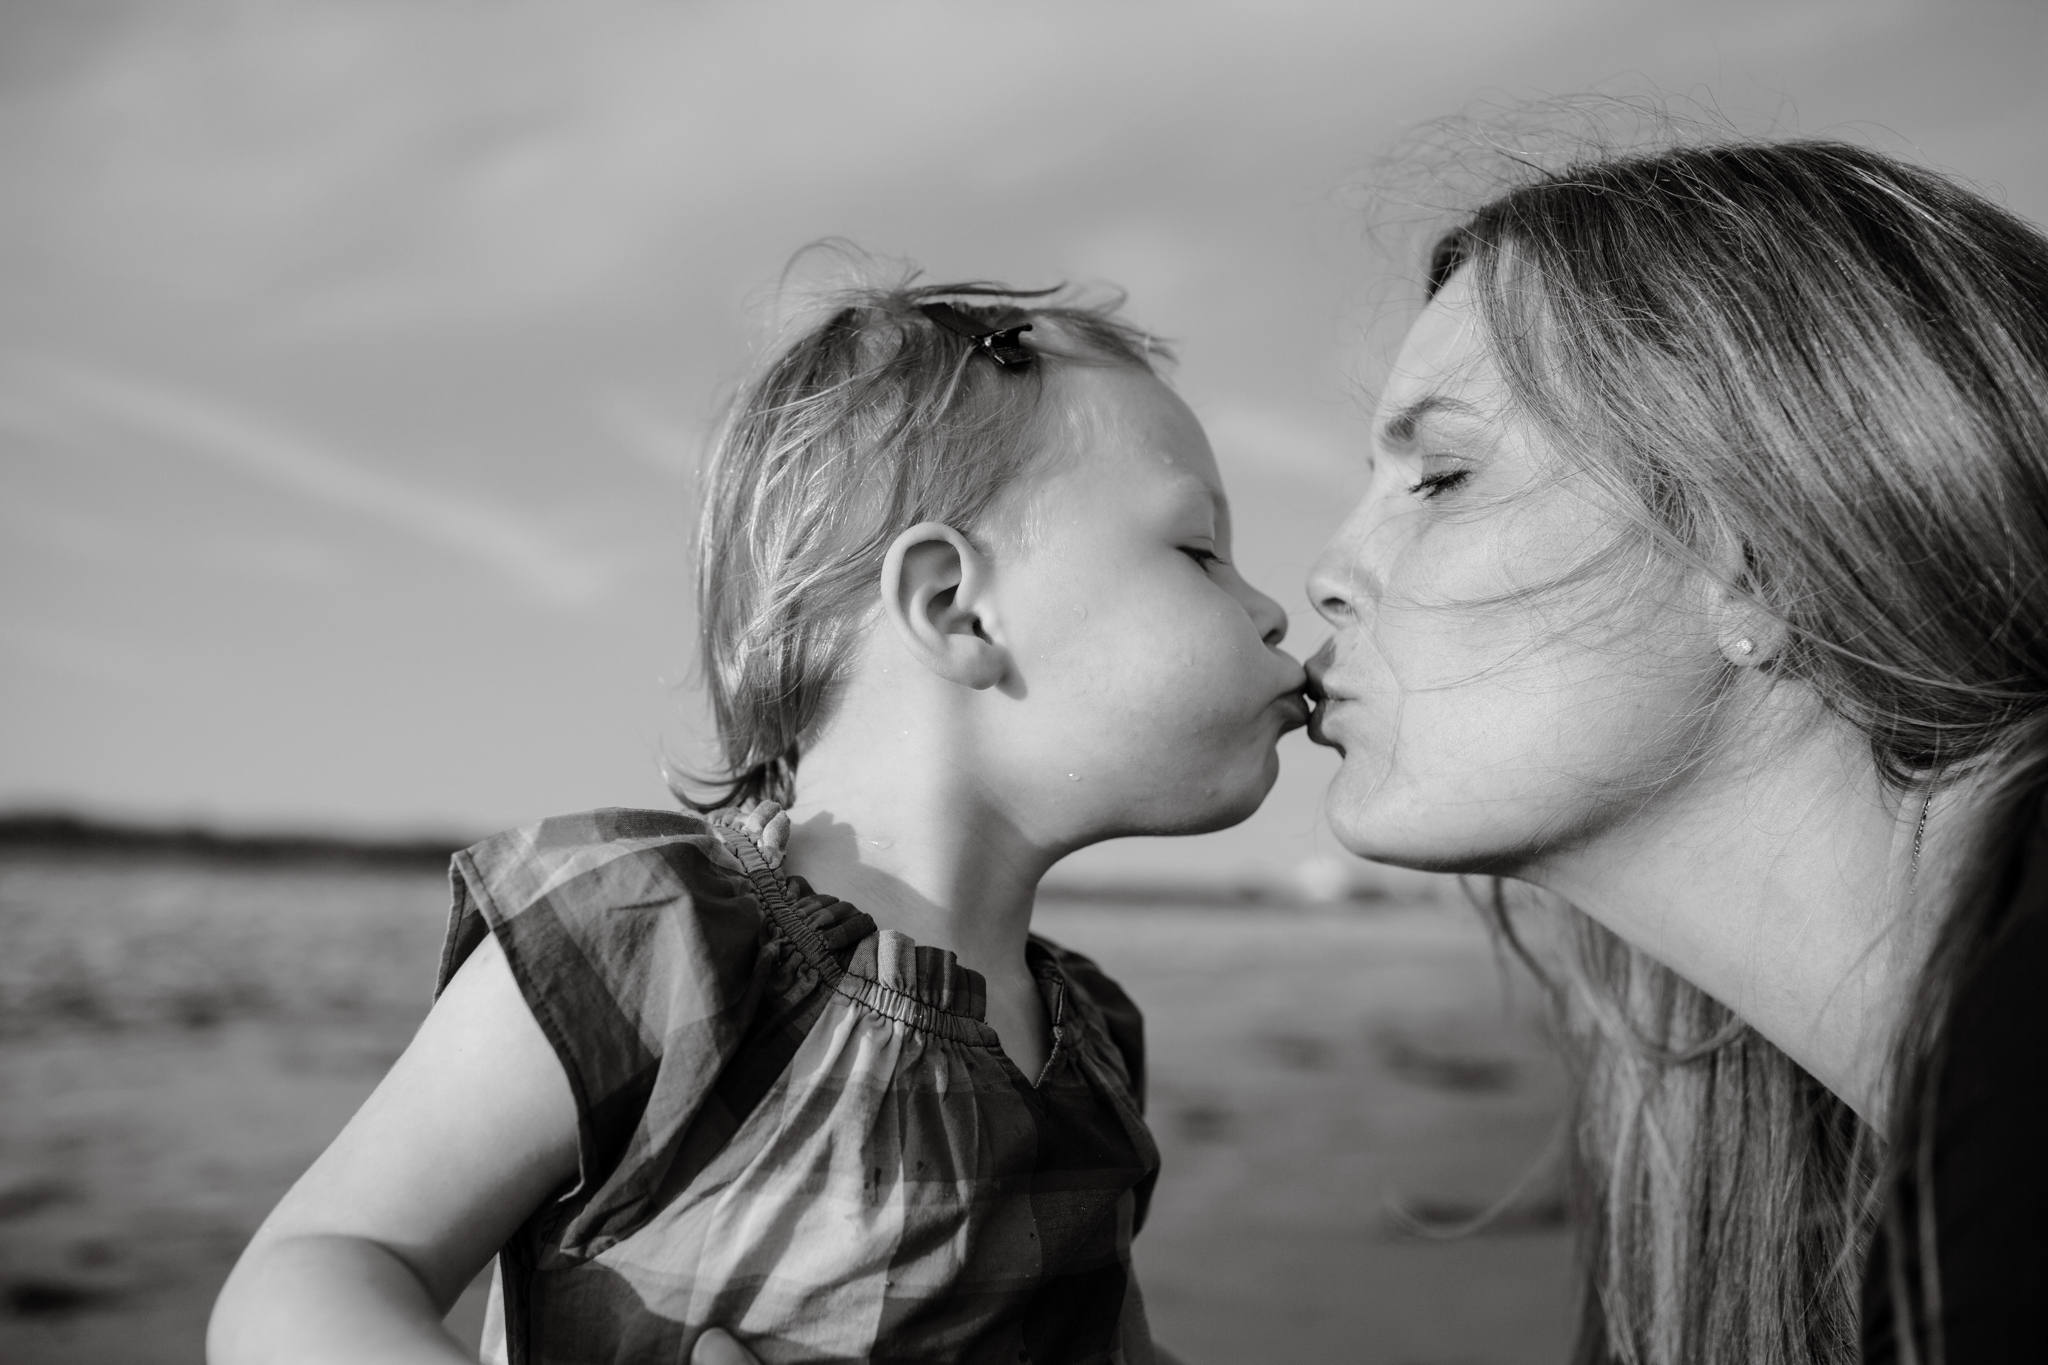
left=918, top=301, right=1036, bottom=369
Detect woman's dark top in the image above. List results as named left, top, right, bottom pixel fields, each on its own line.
left=1862, top=809, right=2048, bottom=1362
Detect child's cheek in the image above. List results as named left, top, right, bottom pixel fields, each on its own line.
left=1141, top=638, right=1256, bottom=742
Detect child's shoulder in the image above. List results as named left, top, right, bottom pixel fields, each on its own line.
left=1027, top=933, right=1132, bottom=1006
left=434, top=809, right=812, bottom=1227
left=1028, top=931, right=1147, bottom=1101
left=455, top=806, right=747, bottom=916
left=440, top=807, right=774, bottom=996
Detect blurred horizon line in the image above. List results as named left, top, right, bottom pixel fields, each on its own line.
left=0, top=807, right=1420, bottom=907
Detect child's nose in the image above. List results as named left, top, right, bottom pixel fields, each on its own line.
left=1245, top=580, right=1288, bottom=648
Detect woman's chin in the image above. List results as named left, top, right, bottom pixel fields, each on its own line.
left=1329, top=825, right=1421, bottom=866
left=1322, top=758, right=1394, bottom=832
left=1324, top=801, right=1521, bottom=876
left=1321, top=770, right=1476, bottom=870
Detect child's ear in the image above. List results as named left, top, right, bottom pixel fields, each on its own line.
left=880, top=522, right=1008, bottom=690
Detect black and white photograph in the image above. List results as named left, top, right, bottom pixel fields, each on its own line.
left=3, top=3, right=2045, bottom=1363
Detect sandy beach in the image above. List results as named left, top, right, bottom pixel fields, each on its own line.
left=0, top=852, right=1574, bottom=1364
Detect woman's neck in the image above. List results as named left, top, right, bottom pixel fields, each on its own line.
left=1524, top=709, right=1938, bottom=1123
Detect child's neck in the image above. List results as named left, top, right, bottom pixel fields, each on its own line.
left=776, top=701, right=1064, bottom=1076
left=780, top=744, right=1049, bottom=972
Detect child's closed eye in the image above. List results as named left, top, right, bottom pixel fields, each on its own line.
left=1180, top=546, right=1228, bottom=569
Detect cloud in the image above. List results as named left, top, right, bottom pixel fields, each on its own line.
left=0, top=1, right=1583, bottom=332
left=6, top=362, right=621, bottom=609
left=0, top=493, right=135, bottom=562
left=0, top=618, right=142, bottom=683
left=1199, top=400, right=1364, bottom=484
left=598, top=394, right=704, bottom=481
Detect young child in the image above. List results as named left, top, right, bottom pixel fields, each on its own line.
left=209, top=270, right=1308, bottom=1365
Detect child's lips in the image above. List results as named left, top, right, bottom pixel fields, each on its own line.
left=1305, top=689, right=1348, bottom=750
left=1275, top=688, right=1312, bottom=732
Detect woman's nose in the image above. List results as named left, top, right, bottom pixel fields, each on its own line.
left=1307, top=536, right=1363, bottom=627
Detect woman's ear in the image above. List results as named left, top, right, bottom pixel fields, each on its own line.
left=880, top=522, right=1008, bottom=690
left=1698, top=538, right=1786, bottom=667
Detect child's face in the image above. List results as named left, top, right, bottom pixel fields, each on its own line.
left=985, top=365, right=1307, bottom=843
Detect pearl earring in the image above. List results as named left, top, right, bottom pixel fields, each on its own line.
left=1732, top=638, right=1756, bottom=657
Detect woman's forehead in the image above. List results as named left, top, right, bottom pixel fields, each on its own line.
left=1377, top=282, right=1510, bottom=438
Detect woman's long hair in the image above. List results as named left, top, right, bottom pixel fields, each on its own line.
left=1434, top=141, right=2048, bottom=1364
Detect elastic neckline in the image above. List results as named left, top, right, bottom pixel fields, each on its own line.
left=710, top=813, right=841, bottom=968
left=706, top=812, right=1004, bottom=1047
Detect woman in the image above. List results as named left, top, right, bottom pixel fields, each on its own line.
left=1306, top=139, right=2048, bottom=1363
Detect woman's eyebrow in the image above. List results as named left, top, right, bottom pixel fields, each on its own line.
left=1379, top=394, right=1481, bottom=448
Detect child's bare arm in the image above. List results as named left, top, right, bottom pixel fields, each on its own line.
left=208, top=933, right=579, bottom=1364
left=688, top=1329, right=1195, bottom=1364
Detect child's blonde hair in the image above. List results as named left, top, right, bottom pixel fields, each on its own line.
left=687, top=259, right=1167, bottom=810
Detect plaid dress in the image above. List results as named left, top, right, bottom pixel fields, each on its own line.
left=439, top=807, right=1160, bottom=1365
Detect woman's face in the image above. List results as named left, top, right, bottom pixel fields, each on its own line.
left=1306, top=270, right=1726, bottom=873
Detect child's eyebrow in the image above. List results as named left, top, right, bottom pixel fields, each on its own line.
left=1167, top=480, right=1228, bottom=534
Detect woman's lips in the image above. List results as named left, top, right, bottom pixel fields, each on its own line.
left=1303, top=649, right=1352, bottom=752
left=1305, top=692, right=1347, bottom=751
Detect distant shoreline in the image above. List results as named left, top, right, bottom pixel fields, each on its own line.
left=0, top=812, right=464, bottom=870
left=0, top=811, right=1404, bottom=908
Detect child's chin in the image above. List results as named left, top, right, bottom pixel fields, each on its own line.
left=1172, top=758, right=1281, bottom=836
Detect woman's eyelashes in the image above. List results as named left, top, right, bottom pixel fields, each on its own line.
left=1406, top=467, right=1471, bottom=499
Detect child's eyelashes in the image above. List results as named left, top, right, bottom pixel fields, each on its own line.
left=1407, top=468, right=1471, bottom=500
left=1179, top=546, right=1228, bottom=570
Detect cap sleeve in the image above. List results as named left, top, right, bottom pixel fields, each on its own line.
left=1032, top=936, right=1147, bottom=1113
left=441, top=807, right=775, bottom=1250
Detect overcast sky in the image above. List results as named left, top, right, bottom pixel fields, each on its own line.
left=4, top=0, right=2044, bottom=881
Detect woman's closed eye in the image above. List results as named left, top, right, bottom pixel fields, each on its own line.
left=1407, top=468, right=1471, bottom=500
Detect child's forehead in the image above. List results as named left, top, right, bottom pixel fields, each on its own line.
left=981, top=364, right=1223, bottom=550
left=1022, top=370, right=1225, bottom=534
left=1039, top=364, right=1215, bottom=478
